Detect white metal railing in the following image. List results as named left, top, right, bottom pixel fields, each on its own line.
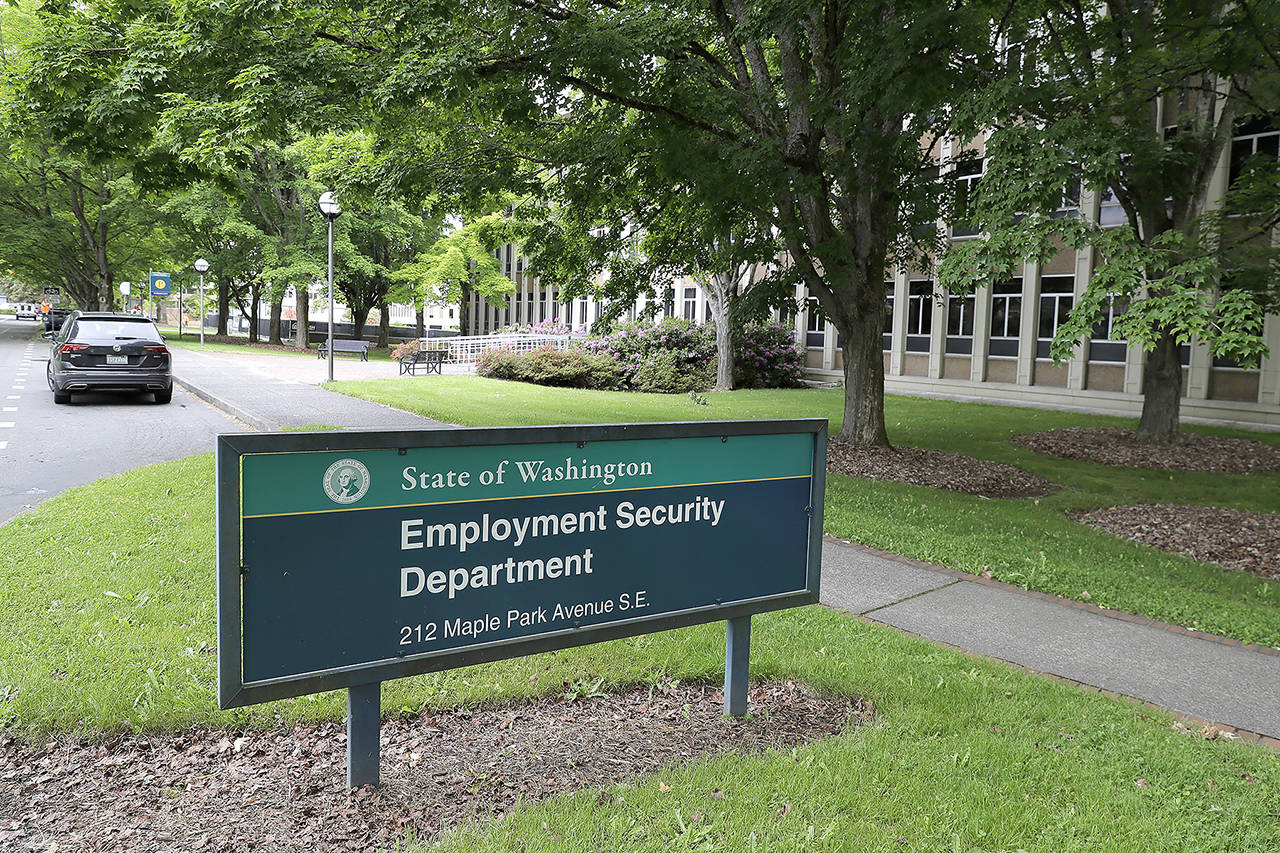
left=421, top=333, right=571, bottom=364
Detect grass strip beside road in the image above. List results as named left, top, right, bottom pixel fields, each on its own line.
left=160, top=328, right=395, bottom=361
left=0, top=456, right=1276, bottom=851
left=329, top=376, right=1280, bottom=647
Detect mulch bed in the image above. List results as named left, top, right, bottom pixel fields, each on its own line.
left=1013, top=427, right=1280, bottom=474
left=0, top=680, right=867, bottom=852
left=828, top=441, right=1057, bottom=499
left=1073, top=504, right=1280, bottom=579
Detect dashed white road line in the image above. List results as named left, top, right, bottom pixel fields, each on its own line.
left=1, top=407, right=15, bottom=412
left=0, top=423, right=13, bottom=428
left=5, top=395, right=18, bottom=400
left=0, top=442, right=7, bottom=450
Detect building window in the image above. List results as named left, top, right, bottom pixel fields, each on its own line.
left=663, top=289, right=675, bottom=318
left=551, top=289, right=560, bottom=321
left=579, top=299, right=587, bottom=326
left=882, top=287, right=894, bottom=352
left=683, top=287, right=698, bottom=322
left=945, top=291, right=975, bottom=354
left=1099, top=186, right=1127, bottom=227
left=1229, top=117, right=1279, bottom=185
left=951, top=159, right=983, bottom=238
left=905, top=280, right=933, bottom=353
left=805, top=296, right=825, bottom=348
left=448, top=308, right=455, bottom=320
left=989, top=279, right=1021, bottom=357
left=1037, top=275, right=1074, bottom=357
left=1052, top=178, right=1081, bottom=218
left=1089, top=295, right=1128, bottom=363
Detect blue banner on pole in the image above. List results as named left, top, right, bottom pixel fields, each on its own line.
left=150, top=272, right=171, bottom=296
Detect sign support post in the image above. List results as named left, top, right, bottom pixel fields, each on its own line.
left=346, top=682, right=381, bottom=788
left=724, top=616, right=751, bottom=716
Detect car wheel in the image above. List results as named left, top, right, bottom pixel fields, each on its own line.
left=53, top=389, right=70, bottom=404
left=46, top=360, right=56, bottom=391
left=154, top=388, right=172, bottom=404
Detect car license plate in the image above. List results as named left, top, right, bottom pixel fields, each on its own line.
left=106, top=355, right=128, bottom=365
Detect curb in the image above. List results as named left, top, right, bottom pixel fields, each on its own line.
left=173, top=374, right=275, bottom=432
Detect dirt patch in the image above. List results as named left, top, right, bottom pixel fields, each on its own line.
left=1074, top=504, right=1280, bottom=579
left=1013, top=427, right=1280, bottom=474
left=0, top=680, right=866, bottom=852
left=828, top=441, right=1057, bottom=498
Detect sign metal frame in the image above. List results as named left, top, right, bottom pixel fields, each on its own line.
left=217, top=419, right=825, bottom=711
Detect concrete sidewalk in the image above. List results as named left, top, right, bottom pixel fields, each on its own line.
left=173, top=345, right=1280, bottom=743
left=821, top=539, right=1280, bottom=741
left=171, top=346, right=447, bottom=431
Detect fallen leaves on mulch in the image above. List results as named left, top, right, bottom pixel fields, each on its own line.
left=1013, top=427, right=1280, bottom=474
left=1073, top=504, right=1280, bottom=579
left=0, top=680, right=868, bottom=852
left=828, top=441, right=1057, bottom=498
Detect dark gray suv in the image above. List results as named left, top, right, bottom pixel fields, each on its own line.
left=45, top=313, right=173, bottom=404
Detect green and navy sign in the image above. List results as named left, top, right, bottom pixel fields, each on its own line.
left=149, top=271, right=171, bottom=296
left=216, top=421, right=825, bottom=708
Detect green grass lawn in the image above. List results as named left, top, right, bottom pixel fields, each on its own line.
left=329, top=376, right=1280, bottom=647
left=160, top=328, right=395, bottom=361
left=0, top=455, right=1277, bottom=851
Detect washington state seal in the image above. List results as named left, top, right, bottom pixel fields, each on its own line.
left=323, top=458, right=371, bottom=505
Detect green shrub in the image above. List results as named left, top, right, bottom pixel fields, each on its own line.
left=629, top=350, right=715, bottom=393
left=476, top=345, right=623, bottom=389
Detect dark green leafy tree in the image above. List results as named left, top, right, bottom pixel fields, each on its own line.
left=22, top=0, right=999, bottom=445
left=939, top=0, right=1280, bottom=442
left=354, top=0, right=1002, bottom=444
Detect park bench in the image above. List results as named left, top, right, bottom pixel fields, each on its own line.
left=317, top=339, right=370, bottom=361
left=399, top=348, right=447, bottom=376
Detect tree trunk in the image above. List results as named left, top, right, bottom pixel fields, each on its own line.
left=268, top=298, right=284, bottom=345
left=350, top=306, right=371, bottom=340
left=1135, top=332, right=1183, bottom=442
left=835, top=306, right=890, bottom=447
left=294, top=286, right=310, bottom=349
left=415, top=307, right=425, bottom=337
left=377, top=299, right=390, bottom=349
left=249, top=291, right=260, bottom=343
left=459, top=280, right=472, bottom=335
left=706, top=286, right=734, bottom=390
left=217, top=282, right=230, bottom=336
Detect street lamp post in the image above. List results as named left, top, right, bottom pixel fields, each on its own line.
left=194, top=259, right=210, bottom=347
left=318, top=191, right=341, bottom=382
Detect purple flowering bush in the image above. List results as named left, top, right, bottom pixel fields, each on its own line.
left=583, top=318, right=716, bottom=392
left=732, top=322, right=806, bottom=388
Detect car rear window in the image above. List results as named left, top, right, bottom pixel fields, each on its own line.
left=70, top=319, right=163, bottom=342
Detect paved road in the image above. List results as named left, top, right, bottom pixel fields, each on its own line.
left=0, top=317, right=239, bottom=526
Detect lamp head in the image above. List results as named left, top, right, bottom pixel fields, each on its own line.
left=318, top=191, right=341, bottom=220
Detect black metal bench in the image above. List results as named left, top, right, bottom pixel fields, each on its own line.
left=317, top=339, right=370, bottom=361
left=399, top=348, right=447, bottom=376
